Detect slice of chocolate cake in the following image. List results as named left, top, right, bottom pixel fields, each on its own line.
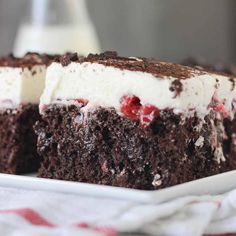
left=0, top=53, right=54, bottom=174
left=35, top=52, right=236, bottom=190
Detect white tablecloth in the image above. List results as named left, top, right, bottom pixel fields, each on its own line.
left=0, top=186, right=236, bottom=236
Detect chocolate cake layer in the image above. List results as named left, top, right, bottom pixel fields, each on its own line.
left=0, top=104, right=41, bottom=174
left=35, top=105, right=235, bottom=190
left=0, top=53, right=58, bottom=174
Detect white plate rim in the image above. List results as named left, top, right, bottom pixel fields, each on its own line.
left=0, top=171, right=235, bottom=203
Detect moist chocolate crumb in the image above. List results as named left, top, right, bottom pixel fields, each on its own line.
left=170, top=80, right=183, bottom=97
left=0, top=104, right=42, bottom=174
left=87, top=51, right=119, bottom=60
left=60, top=53, right=79, bottom=66
left=35, top=105, right=236, bottom=190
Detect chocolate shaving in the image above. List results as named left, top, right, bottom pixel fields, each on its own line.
left=0, top=52, right=58, bottom=68
left=57, top=51, right=205, bottom=80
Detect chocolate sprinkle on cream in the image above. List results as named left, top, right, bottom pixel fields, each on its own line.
left=0, top=53, right=58, bottom=68
left=57, top=51, right=205, bottom=80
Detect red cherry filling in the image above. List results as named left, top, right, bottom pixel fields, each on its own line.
left=208, top=96, right=229, bottom=117
left=214, top=104, right=229, bottom=117
left=214, top=104, right=224, bottom=112
left=120, top=95, right=159, bottom=126
left=140, top=105, right=160, bottom=125
left=120, top=95, right=141, bottom=120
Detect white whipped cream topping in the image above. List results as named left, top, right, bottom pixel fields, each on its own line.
left=0, top=66, right=46, bottom=109
left=40, top=62, right=236, bottom=117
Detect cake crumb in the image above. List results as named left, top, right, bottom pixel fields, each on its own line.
left=101, top=161, right=109, bottom=173
left=214, top=147, right=226, bottom=163
left=195, top=136, right=204, bottom=148
left=152, top=174, right=162, bottom=187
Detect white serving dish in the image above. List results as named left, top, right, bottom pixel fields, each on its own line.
left=0, top=171, right=235, bottom=203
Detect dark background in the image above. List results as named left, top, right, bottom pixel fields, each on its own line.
left=0, top=0, right=236, bottom=63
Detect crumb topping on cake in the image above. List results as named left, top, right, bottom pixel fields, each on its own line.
left=56, top=51, right=205, bottom=80
left=0, top=53, right=57, bottom=68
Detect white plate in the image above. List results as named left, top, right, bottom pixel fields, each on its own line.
left=0, top=171, right=236, bottom=203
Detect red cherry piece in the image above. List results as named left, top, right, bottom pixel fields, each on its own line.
left=120, top=95, right=160, bottom=126
left=120, top=95, right=141, bottom=120
left=208, top=96, right=229, bottom=118
left=213, top=104, right=224, bottom=112
left=213, top=104, right=229, bottom=117
left=140, top=105, right=160, bottom=126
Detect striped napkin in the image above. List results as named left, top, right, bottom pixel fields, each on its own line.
left=0, top=186, right=236, bottom=236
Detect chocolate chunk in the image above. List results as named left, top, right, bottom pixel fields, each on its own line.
left=170, top=80, right=183, bottom=97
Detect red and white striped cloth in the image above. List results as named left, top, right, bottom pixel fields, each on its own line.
left=0, top=187, right=236, bottom=236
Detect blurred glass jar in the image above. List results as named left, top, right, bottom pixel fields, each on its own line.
left=13, top=0, right=101, bottom=56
